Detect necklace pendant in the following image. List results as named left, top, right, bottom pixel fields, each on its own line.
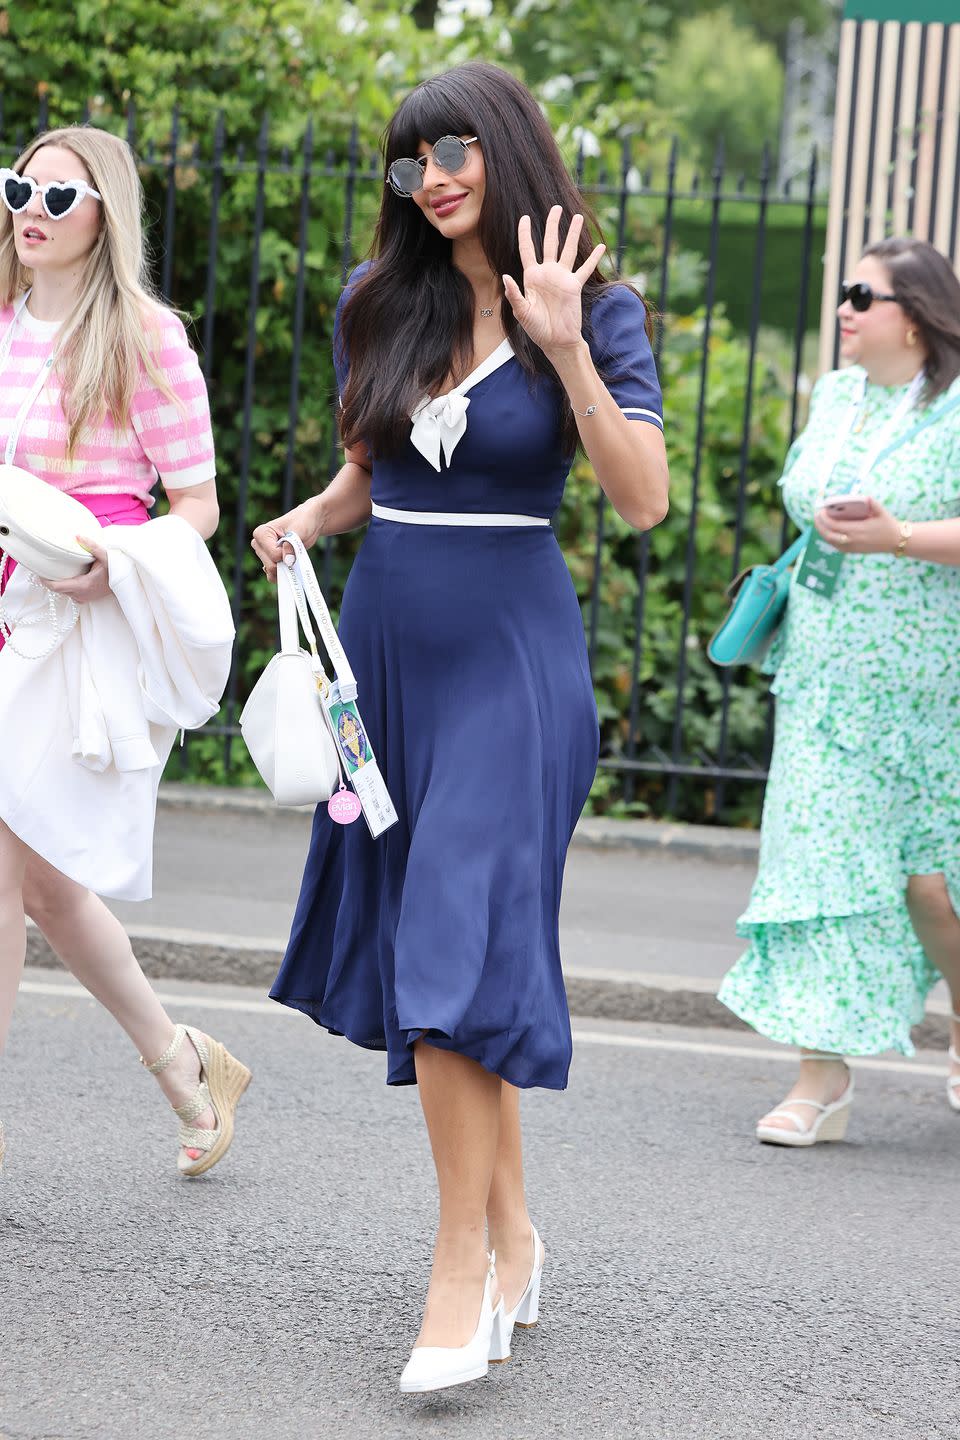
left=479, top=307, right=494, bottom=318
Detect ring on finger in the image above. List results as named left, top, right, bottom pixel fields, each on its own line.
left=838, top=532, right=850, bottom=546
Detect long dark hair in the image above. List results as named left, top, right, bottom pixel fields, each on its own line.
left=339, top=62, right=652, bottom=457
left=864, top=237, right=960, bottom=402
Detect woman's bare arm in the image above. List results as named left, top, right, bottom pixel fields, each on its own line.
left=251, top=443, right=373, bottom=582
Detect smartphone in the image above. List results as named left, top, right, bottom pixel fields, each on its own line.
left=822, top=495, right=872, bottom=521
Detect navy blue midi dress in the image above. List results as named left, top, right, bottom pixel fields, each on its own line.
left=270, top=267, right=663, bottom=1089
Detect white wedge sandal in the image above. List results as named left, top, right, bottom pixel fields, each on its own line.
left=399, top=1252, right=509, bottom=1394
left=141, top=1023, right=252, bottom=1177
left=756, top=1054, right=854, bottom=1148
left=947, top=1012, right=960, bottom=1114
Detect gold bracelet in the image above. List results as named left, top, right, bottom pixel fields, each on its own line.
left=894, top=520, right=913, bottom=558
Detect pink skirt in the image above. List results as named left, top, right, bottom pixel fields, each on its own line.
left=0, top=491, right=150, bottom=652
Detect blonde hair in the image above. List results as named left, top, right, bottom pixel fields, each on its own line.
left=0, top=126, right=181, bottom=456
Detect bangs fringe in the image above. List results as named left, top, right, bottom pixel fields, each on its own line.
left=385, top=78, right=478, bottom=162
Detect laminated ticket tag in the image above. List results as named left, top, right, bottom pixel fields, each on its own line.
left=794, top=532, right=844, bottom=600
left=322, top=685, right=398, bottom=839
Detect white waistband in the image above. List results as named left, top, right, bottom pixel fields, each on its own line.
left=370, top=502, right=549, bottom=528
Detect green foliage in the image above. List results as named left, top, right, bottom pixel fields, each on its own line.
left=490, top=0, right=667, bottom=146
left=662, top=0, right=833, bottom=53
left=2, top=0, right=445, bottom=144
left=655, top=10, right=784, bottom=178
left=1, top=0, right=669, bottom=156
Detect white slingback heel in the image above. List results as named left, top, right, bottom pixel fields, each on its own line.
left=492, top=1225, right=545, bottom=1362
left=400, top=1252, right=508, bottom=1394
left=756, top=1054, right=854, bottom=1147
left=947, top=1012, right=960, bottom=1113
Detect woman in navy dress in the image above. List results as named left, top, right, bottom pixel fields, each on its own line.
left=252, top=62, right=668, bottom=1394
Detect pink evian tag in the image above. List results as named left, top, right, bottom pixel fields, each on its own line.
left=328, top=784, right=362, bottom=825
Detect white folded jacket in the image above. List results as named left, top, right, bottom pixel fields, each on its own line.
left=0, top=514, right=234, bottom=900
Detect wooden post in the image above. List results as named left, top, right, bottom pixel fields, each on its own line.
left=818, top=3, right=960, bottom=376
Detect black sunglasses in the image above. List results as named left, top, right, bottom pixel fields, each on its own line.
left=839, top=281, right=900, bottom=313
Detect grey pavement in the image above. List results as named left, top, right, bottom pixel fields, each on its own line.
left=2, top=972, right=958, bottom=1440
left=24, top=787, right=950, bottom=1047
left=117, top=800, right=756, bottom=982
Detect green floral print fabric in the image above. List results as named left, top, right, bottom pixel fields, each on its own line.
left=718, top=366, right=960, bottom=1055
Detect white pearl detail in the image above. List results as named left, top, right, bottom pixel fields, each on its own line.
left=0, top=549, right=79, bottom=661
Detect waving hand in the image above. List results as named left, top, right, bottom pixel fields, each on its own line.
left=502, top=206, right=606, bottom=358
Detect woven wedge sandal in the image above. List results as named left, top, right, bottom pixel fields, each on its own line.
left=141, top=1023, right=252, bottom=1177
left=948, top=1011, right=960, bottom=1114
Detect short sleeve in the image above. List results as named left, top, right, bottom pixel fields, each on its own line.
left=132, top=311, right=216, bottom=492
left=587, top=285, right=663, bottom=432
left=333, top=261, right=372, bottom=400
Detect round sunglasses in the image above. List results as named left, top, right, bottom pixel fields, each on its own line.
left=1, top=168, right=102, bottom=221
left=839, top=281, right=900, bottom=313
left=387, top=135, right=478, bottom=198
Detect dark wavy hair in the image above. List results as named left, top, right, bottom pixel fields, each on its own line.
left=339, top=62, right=653, bottom=458
left=863, top=237, right=960, bottom=402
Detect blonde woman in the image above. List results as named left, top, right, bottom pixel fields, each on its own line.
left=0, top=127, right=250, bottom=1174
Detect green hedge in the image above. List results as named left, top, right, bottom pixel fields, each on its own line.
left=670, top=208, right=827, bottom=334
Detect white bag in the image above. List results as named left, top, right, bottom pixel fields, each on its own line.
left=239, top=533, right=356, bottom=807
left=0, top=463, right=102, bottom=580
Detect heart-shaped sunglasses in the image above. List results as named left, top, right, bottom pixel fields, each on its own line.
left=0, top=168, right=102, bottom=221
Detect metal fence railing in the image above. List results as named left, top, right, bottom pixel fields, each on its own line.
left=7, top=96, right=833, bottom=821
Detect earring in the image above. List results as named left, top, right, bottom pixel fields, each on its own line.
left=906, top=328, right=918, bottom=347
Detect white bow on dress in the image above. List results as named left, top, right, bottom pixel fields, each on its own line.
left=407, top=338, right=516, bottom=473
left=410, top=392, right=471, bottom=472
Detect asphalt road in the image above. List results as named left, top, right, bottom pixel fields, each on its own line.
left=2, top=973, right=957, bottom=1440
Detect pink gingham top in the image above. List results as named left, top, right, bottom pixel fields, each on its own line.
left=0, top=297, right=216, bottom=506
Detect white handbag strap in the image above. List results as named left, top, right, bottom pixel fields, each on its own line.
left=272, top=563, right=352, bottom=792
left=277, top=561, right=323, bottom=665
left=280, top=531, right=358, bottom=701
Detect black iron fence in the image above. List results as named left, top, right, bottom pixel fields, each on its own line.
left=8, top=98, right=833, bottom=822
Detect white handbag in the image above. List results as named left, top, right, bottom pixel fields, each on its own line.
left=0, top=464, right=102, bottom=659
left=239, top=533, right=358, bottom=807
left=0, top=463, right=102, bottom=580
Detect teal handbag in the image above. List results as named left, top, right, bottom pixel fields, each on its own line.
left=708, top=530, right=809, bottom=668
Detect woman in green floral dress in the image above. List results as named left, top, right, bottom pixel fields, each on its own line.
left=718, top=238, right=960, bottom=1145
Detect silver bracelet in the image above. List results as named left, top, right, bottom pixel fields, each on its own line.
left=572, top=400, right=599, bottom=418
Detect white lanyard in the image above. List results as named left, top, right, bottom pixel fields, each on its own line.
left=816, top=368, right=926, bottom=502
left=0, top=290, right=61, bottom=467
